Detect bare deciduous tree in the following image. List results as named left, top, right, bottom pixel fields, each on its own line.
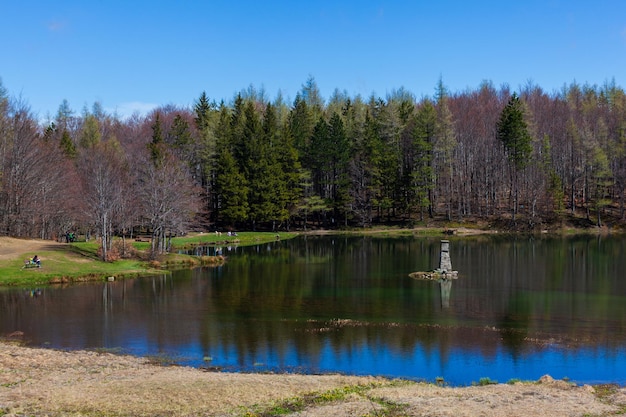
left=78, top=140, right=128, bottom=261
left=135, top=153, right=201, bottom=258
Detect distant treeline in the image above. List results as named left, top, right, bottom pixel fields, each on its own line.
left=1, top=76, right=625, bottom=255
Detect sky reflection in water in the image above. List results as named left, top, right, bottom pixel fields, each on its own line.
left=1, top=235, right=625, bottom=386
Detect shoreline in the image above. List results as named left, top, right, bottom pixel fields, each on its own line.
left=1, top=340, right=624, bottom=416
left=3, top=232, right=626, bottom=415
left=0, top=226, right=620, bottom=287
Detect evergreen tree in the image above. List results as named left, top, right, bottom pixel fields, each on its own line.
left=589, top=140, right=612, bottom=226
left=148, top=113, right=166, bottom=166
left=300, top=76, right=324, bottom=111
left=169, top=114, right=194, bottom=170
left=78, top=114, right=101, bottom=148
left=208, top=103, right=233, bottom=223
left=216, top=148, right=249, bottom=226
left=411, top=101, right=436, bottom=221
left=288, top=94, right=315, bottom=163
left=42, top=123, right=56, bottom=142
left=497, top=93, right=533, bottom=170
left=368, top=97, right=402, bottom=221
left=194, top=91, right=215, bottom=132
left=230, top=95, right=249, bottom=169
left=245, top=103, right=286, bottom=229
left=194, top=93, right=219, bottom=219
left=327, top=112, right=351, bottom=225
left=496, top=93, right=533, bottom=221
left=434, top=78, right=457, bottom=220
left=277, top=120, right=302, bottom=229
left=540, top=135, right=564, bottom=217
left=400, top=100, right=437, bottom=221
left=59, top=130, right=77, bottom=159
left=297, top=169, right=328, bottom=229
left=355, top=111, right=384, bottom=224
left=170, top=114, right=192, bottom=149
left=309, top=116, right=330, bottom=199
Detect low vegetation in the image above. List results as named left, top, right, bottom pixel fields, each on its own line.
left=2, top=341, right=624, bottom=417
left=0, top=231, right=297, bottom=287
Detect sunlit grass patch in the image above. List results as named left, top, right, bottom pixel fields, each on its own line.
left=0, top=232, right=288, bottom=287
left=239, top=380, right=408, bottom=417
left=474, top=377, right=498, bottom=386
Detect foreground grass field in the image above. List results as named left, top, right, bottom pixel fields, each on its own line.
left=1, top=341, right=623, bottom=417
left=0, top=231, right=297, bottom=287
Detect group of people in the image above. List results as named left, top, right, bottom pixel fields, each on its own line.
left=25, top=255, right=41, bottom=268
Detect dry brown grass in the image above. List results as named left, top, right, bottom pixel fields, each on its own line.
left=0, top=237, right=65, bottom=261
left=2, top=341, right=625, bottom=417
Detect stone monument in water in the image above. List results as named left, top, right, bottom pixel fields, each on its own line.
left=409, top=239, right=457, bottom=308
left=409, top=240, right=458, bottom=280
left=439, top=240, right=452, bottom=272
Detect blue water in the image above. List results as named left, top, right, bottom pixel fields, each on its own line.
left=2, top=235, right=626, bottom=386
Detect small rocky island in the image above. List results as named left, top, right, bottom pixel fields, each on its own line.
left=409, top=240, right=458, bottom=280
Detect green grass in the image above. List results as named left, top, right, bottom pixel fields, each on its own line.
left=240, top=383, right=388, bottom=417
left=0, top=248, right=153, bottom=287
left=0, top=232, right=299, bottom=288
left=238, top=380, right=415, bottom=417
left=169, top=231, right=298, bottom=249
left=474, top=377, right=498, bottom=386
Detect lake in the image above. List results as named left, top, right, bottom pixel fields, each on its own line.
left=1, top=234, right=625, bottom=386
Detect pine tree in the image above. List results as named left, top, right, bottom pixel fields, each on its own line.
left=434, top=78, right=457, bottom=220
left=309, top=116, right=330, bottom=199
left=496, top=93, right=533, bottom=222
left=148, top=113, right=166, bottom=166
left=497, top=93, right=533, bottom=170
left=78, top=114, right=101, bottom=149
left=288, top=94, right=314, bottom=163
left=194, top=91, right=214, bottom=132
left=170, top=114, right=192, bottom=149
left=59, top=130, right=77, bottom=159
left=194, top=93, right=219, bottom=219
left=242, top=103, right=287, bottom=230
left=216, top=148, right=249, bottom=226
left=277, top=121, right=302, bottom=229
left=327, top=112, right=351, bottom=225
left=411, top=101, right=435, bottom=221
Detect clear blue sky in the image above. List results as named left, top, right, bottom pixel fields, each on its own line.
left=2, top=1, right=625, bottom=121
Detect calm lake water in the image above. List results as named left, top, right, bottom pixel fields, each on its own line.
left=1, top=234, right=625, bottom=386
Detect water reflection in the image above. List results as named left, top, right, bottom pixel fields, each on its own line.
left=440, top=278, right=452, bottom=309
left=1, top=235, right=626, bottom=386
left=409, top=239, right=457, bottom=309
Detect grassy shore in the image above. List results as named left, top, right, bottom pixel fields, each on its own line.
left=0, top=223, right=614, bottom=288
left=2, top=229, right=626, bottom=415
left=1, top=340, right=623, bottom=417
left=0, top=231, right=297, bottom=287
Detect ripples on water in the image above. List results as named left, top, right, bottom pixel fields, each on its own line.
left=1, top=234, right=625, bottom=386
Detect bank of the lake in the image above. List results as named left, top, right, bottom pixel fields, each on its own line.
left=1, top=225, right=621, bottom=287
left=1, top=340, right=624, bottom=417
left=3, top=229, right=626, bottom=416
left=0, top=232, right=297, bottom=287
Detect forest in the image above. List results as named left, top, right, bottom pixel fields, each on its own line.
left=0, top=76, right=625, bottom=258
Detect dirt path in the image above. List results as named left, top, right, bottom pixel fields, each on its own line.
left=0, top=237, right=64, bottom=261
left=1, top=341, right=624, bottom=417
